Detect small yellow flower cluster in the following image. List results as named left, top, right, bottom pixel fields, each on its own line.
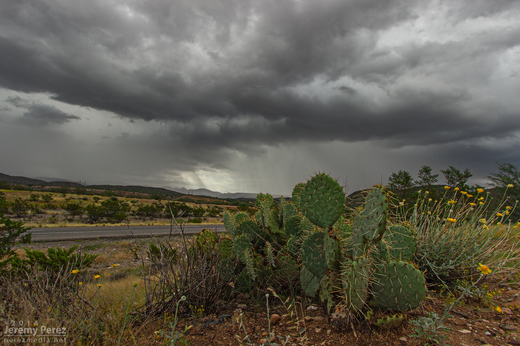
left=495, top=306, right=503, bottom=314
left=93, top=275, right=101, bottom=279
left=478, top=263, right=492, bottom=275
left=71, top=269, right=79, bottom=274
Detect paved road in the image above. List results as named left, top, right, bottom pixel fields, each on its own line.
left=27, top=224, right=226, bottom=242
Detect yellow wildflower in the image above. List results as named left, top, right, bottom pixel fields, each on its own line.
left=71, top=269, right=79, bottom=274
left=79, top=282, right=83, bottom=285
left=497, top=222, right=502, bottom=226
left=480, top=202, right=485, bottom=205
left=495, top=306, right=503, bottom=313
left=507, top=184, right=514, bottom=188
left=93, top=275, right=101, bottom=279
left=497, top=212, right=504, bottom=217
left=483, top=225, right=488, bottom=229
left=478, top=263, right=492, bottom=275
left=444, top=186, right=451, bottom=190
left=111, top=264, right=120, bottom=268
left=479, top=197, right=484, bottom=200
left=454, top=187, right=460, bottom=191
left=479, top=218, right=487, bottom=224
left=477, top=188, right=484, bottom=193
left=448, top=199, right=456, bottom=204
left=446, top=218, right=457, bottom=223
left=506, top=206, right=512, bottom=210
left=469, top=203, right=476, bottom=206
left=97, top=284, right=103, bottom=288
left=425, top=191, right=429, bottom=194
left=467, top=194, right=473, bottom=198
left=461, top=191, right=467, bottom=195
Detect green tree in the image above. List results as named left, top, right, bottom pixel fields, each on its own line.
left=85, top=204, right=104, bottom=223
left=11, top=198, right=31, bottom=217
left=488, top=162, right=520, bottom=221
left=417, top=166, right=439, bottom=189
left=441, top=166, right=472, bottom=190
left=0, top=193, right=8, bottom=215
left=193, top=206, right=206, bottom=218
left=387, top=170, right=415, bottom=194
left=64, top=202, right=84, bottom=216
left=0, top=211, right=31, bottom=272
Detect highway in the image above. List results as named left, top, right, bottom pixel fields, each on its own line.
left=27, top=224, right=226, bottom=242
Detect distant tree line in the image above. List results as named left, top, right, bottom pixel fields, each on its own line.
left=386, top=162, right=520, bottom=221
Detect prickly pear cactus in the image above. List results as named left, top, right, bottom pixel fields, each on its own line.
left=341, top=256, right=372, bottom=312
left=293, top=173, right=426, bottom=316
left=370, top=261, right=426, bottom=311
left=299, top=174, right=345, bottom=229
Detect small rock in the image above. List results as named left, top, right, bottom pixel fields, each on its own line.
left=485, top=331, right=493, bottom=336
left=307, top=305, right=318, bottom=311
left=315, top=328, right=322, bottom=333
left=499, top=324, right=516, bottom=332
left=259, top=338, right=267, bottom=344
left=270, top=314, right=281, bottom=326
left=502, top=307, right=513, bottom=315
left=458, top=329, right=472, bottom=334
left=399, top=337, right=407, bottom=342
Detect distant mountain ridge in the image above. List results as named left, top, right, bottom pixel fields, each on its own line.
left=170, top=187, right=275, bottom=199
left=0, top=172, right=261, bottom=199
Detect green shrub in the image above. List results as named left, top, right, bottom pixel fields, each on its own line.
left=396, top=187, right=520, bottom=287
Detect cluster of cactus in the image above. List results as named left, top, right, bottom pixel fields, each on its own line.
left=222, top=193, right=308, bottom=291
left=295, top=173, right=426, bottom=314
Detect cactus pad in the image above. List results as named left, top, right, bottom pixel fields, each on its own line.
left=359, top=186, right=388, bottom=240
left=300, top=174, right=346, bottom=228
left=341, top=256, right=372, bottom=312
left=223, top=212, right=236, bottom=238
left=371, top=261, right=426, bottom=311
left=378, top=225, right=416, bottom=261
left=300, top=265, right=320, bottom=297
left=232, top=234, right=253, bottom=263
left=301, top=231, right=327, bottom=278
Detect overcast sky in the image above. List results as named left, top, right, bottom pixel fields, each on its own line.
left=1, top=0, right=519, bottom=194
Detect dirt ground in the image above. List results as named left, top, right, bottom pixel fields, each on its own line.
left=16, top=239, right=520, bottom=346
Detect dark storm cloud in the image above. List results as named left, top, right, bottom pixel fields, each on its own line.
left=0, top=0, right=520, bottom=191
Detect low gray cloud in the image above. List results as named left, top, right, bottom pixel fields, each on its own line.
left=6, top=96, right=80, bottom=127
left=0, top=0, right=519, bottom=192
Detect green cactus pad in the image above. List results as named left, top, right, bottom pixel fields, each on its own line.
left=341, top=256, right=372, bottom=312
left=223, top=212, right=237, bottom=238
left=301, top=231, right=327, bottom=278
left=378, top=225, right=416, bottom=261
left=371, top=261, right=426, bottom=311
left=292, top=183, right=305, bottom=208
left=283, top=235, right=301, bottom=258
left=324, top=233, right=340, bottom=270
left=195, top=229, right=218, bottom=253
left=236, top=219, right=258, bottom=239
left=232, top=234, right=253, bottom=263
left=320, top=272, right=336, bottom=314
left=359, top=186, right=388, bottom=241
left=300, top=265, right=320, bottom=297
left=269, top=208, right=281, bottom=233
left=374, top=313, right=405, bottom=329
left=285, top=215, right=303, bottom=238
left=219, top=237, right=233, bottom=258
left=282, top=202, right=298, bottom=226
left=300, top=174, right=346, bottom=229
left=234, top=212, right=250, bottom=228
